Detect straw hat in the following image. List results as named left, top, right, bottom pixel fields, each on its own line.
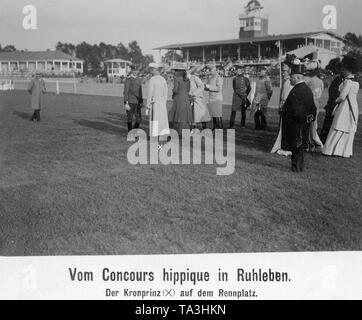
left=149, top=62, right=163, bottom=69
left=189, top=64, right=205, bottom=75
left=171, top=62, right=189, bottom=71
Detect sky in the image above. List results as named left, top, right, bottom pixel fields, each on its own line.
left=0, top=0, right=361, bottom=58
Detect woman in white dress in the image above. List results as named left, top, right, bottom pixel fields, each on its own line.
left=322, top=56, right=360, bottom=158
left=146, top=63, right=170, bottom=141
left=271, top=63, right=293, bottom=156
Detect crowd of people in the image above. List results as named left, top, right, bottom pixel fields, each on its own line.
left=26, top=55, right=360, bottom=173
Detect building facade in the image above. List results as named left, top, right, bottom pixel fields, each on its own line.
left=0, top=50, right=84, bottom=76
left=155, top=0, right=344, bottom=66
left=104, top=59, right=132, bottom=78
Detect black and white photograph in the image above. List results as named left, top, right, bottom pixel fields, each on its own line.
left=0, top=0, right=361, bottom=301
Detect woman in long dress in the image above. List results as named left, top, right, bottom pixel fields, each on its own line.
left=169, top=69, right=193, bottom=135
left=189, top=65, right=211, bottom=131
left=305, top=69, right=324, bottom=151
left=271, top=64, right=293, bottom=156
left=205, top=65, right=224, bottom=130
left=146, top=63, right=170, bottom=141
left=322, top=56, right=360, bottom=158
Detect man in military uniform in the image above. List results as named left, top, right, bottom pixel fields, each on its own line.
left=281, top=63, right=317, bottom=172
left=124, top=65, right=144, bottom=133
left=229, top=66, right=251, bottom=128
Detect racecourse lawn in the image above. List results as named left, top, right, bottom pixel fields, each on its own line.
left=0, top=90, right=361, bottom=256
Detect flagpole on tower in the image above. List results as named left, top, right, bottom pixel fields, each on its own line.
left=277, top=40, right=282, bottom=90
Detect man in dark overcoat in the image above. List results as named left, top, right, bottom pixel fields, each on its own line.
left=124, top=65, right=144, bottom=133
left=281, top=64, right=317, bottom=172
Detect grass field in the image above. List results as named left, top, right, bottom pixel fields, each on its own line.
left=0, top=90, right=361, bottom=256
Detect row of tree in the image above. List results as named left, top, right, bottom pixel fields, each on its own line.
left=0, top=45, right=17, bottom=52
left=55, top=41, right=154, bottom=76
left=344, top=32, right=362, bottom=71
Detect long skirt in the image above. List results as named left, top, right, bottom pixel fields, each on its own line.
left=193, top=98, right=211, bottom=123
left=271, top=119, right=292, bottom=156
left=322, top=130, right=355, bottom=158
left=208, top=100, right=223, bottom=118
left=307, top=116, right=323, bottom=149
left=169, top=98, right=193, bottom=136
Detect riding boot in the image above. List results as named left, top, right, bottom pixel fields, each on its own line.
left=229, top=111, right=236, bottom=129
left=254, top=112, right=261, bottom=130
left=219, top=117, right=224, bottom=129
left=212, top=118, right=217, bottom=131
left=31, top=111, right=36, bottom=122
left=127, top=122, right=133, bottom=132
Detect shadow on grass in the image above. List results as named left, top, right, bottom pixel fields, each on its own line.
left=235, top=150, right=288, bottom=171
left=13, top=111, right=31, bottom=121
left=74, top=119, right=126, bottom=136
left=233, top=128, right=277, bottom=153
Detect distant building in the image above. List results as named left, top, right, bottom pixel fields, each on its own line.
left=155, top=0, right=344, bottom=66
left=104, top=59, right=132, bottom=79
left=0, top=50, right=84, bottom=76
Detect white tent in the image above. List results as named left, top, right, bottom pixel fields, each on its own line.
left=286, top=45, right=339, bottom=68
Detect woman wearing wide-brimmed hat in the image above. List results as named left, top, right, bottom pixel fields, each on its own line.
left=168, top=63, right=193, bottom=135
left=27, top=71, right=46, bottom=122
left=322, top=56, right=360, bottom=158
left=188, top=64, right=211, bottom=131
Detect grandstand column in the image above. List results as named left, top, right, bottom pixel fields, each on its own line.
left=186, top=49, right=190, bottom=63
left=219, top=46, right=222, bottom=62
left=202, top=47, right=205, bottom=62
left=35, top=61, right=38, bottom=71
left=26, top=61, right=29, bottom=70
left=8, top=61, right=10, bottom=73
left=238, top=45, right=241, bottom=61
left=258, top=43, right=261, bottom=61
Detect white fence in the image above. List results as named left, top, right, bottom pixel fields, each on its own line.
left=0, top=80, right=15, bottom=91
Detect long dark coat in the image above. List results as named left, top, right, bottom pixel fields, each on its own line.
left=169, top=76, right=193, bottom=133
left=281, top=82, right=317, bottom=151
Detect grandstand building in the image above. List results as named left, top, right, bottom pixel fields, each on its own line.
left=0, top=50, right=84, bottom=76
left=155, top=0, right=344, bottom=66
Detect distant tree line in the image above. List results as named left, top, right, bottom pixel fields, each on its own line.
left=0, top=44, right=17, bottom=52
left=55, top=41, right=154, bottom=76
left=344, top=32, right=362, bottom=72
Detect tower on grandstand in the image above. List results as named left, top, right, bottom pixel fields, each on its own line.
left=239, top=0, right=269, bottom=39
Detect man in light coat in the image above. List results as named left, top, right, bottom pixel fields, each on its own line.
left=27, top=72, right=46, bottom=122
